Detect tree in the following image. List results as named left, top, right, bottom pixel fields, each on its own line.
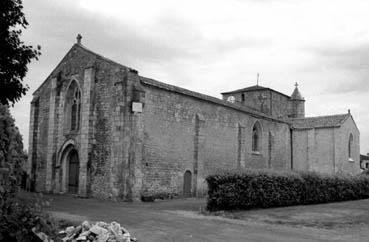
left=0, top=104, right=43, bottom=242
left=0, top=104, right=25, bottom=192
left=0, top=0, right=41, bottom=106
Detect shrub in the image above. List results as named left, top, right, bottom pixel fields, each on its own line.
left=206, top=169, right=369, bottom=211
left=0, top=191, right=59, bottom=241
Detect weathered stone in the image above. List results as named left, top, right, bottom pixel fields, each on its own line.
left=76, top=235, right=86, bottom=241
left=61, top=221, right=135, bottom=242
left=35, top=231, right=50, bottom=242
left=82, top=220, right=91, bottom=231
left=65, top=226, right=75, bottom=237
left=79, top=230, right=91, bottom=237
left=90, top=224, right=108, bottom=235
left=97, top=231, right=110, bottom=242
left=108, top=221, right=123, bottom=238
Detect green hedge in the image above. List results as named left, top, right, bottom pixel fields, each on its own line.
left=206, top=169, right=369, bottom=211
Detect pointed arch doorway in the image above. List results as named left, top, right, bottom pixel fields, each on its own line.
left=183, top=170, right=192, bottom=197
left=68, top=149, right=79, bottom=194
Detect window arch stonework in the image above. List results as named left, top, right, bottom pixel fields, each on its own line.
left=348, top=133, right=354, bottom=161
left=64, top=80, right=82, bottom=133
left=71, top=89, right=81, bottom=130
left=252, top=121, right=262, bottom=153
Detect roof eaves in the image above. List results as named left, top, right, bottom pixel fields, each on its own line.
left=32, top=44, right=79, bottom=95
left=344, top=113, right=360, bottom=132
left=32, top=43, right=136, bottom=96
left=292, top=125, right=341, bottom=130
left=338, top=113, right=350, bottom=126
left=77, top=44, right=134, bottom=72
left=221, top=86, right=267, bottom=95
left=141, top=77, right=291, bottom=124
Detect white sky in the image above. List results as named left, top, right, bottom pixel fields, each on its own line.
left=12, top=0, right=369, bottom=153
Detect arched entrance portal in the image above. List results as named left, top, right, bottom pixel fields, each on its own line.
left=67, top=149, right=79, bottom=193
left=183, top=170, right=192, bottom=197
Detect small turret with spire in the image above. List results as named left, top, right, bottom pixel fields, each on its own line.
left=291, top=82, right=304, bottom=100
left=289, top=82, right=305, bottom=118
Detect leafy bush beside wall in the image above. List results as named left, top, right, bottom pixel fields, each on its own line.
left=206, top=169, right=369, bottom=211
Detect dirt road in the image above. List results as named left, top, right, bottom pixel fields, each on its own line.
left=42, top=194, right=369, bottom=242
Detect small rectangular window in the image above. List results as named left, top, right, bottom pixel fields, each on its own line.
left=241, top=93, right=245, bottom=102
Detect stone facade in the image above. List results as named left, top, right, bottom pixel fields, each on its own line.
left=292, top=115, right=360, bottom=174
left=221, top=83, right=305, bottom=119
left=27, top=39, right=361, bottom=201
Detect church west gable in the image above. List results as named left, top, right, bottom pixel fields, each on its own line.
left=28, top=43, right=99, bottom=192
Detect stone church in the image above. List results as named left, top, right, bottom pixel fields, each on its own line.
left=27, top=36, right=360, bottom=201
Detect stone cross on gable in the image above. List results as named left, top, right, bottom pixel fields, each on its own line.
left=77, top=34, right=82, bottom=44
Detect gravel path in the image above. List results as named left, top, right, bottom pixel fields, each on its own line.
left=40, top=193, right=369, bottom=242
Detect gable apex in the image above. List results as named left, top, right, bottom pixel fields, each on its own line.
left=32, top=43, right=137, bottom=96
left=33, top=43, right=91, bottom=95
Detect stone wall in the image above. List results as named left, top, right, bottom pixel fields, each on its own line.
left=270, top=92, right=292, bottom=119
left=335, top=116, right=360, bottom=174
left=31, top=81, right=51, bottom=192
left=141, top=81, right=291, bottom=198
left=310, top=128, right=336, bottom=173
left=89, top=58, right=144, bottom=200
left=30, top=44, right=95, bottom=193
left=292, top=115, right=360, bottom=175
left=222, top=90, right=293, bottom=119
left=290, top=99, right=305, bottom=118
left=293, top=128, right=336, bottom=174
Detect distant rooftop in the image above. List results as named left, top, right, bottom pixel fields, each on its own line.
left=291, top=114, right=350, bottom=129
left=221, top=85, right=291, bottom=98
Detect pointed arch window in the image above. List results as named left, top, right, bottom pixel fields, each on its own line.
left=268, top=131, right=274, bottom=168
left=348, top=133, right=354, bottom=160
left=71, top=89, right=81, bottom=131
left=64, top=80, right=82, bottom=133
left=252, top=121, right=262, bottom=153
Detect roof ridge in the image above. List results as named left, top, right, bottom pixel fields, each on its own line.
left=221, top=85, right=291, bottom=98
left=221, top=85, right=268, bottom=94
left=292, top=113, right=349, bottom=120
left=140, top=76, right=290, bottom=124
left=291, top=113, right=351, bottom=129
left=338, top=113, right=351, bottom=125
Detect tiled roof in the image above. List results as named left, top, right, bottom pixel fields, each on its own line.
left=221, top=85, right=291, bottom=98
left=291, top=87, right=304, bottom=100
left=140, top=77, right=290, bottom=124
left=291, top=114, right=350, bottom=129
left=221, top=85, right=268, bottom=94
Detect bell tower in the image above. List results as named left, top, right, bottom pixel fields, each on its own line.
left=289, top=82, right=305, bottom=118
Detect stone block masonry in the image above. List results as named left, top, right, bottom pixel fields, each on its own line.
left=140, top=78, right=291, bottom=198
